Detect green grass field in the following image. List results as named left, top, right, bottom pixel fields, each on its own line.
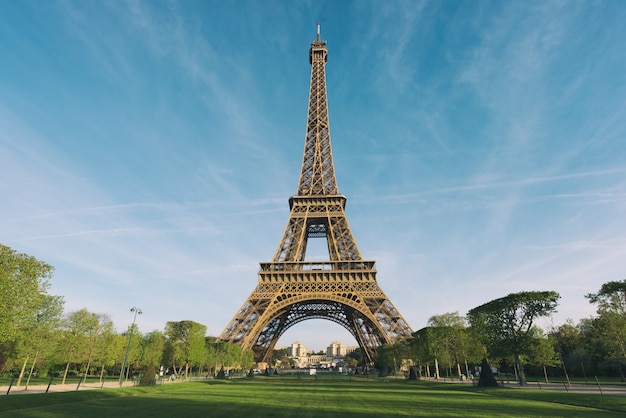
left=2, top=376, right=626, bottom=417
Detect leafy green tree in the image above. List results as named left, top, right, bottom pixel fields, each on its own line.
left=93, top=321, right=125, bottom=382
left=141, top=331, right=165, bottom=371
left=221, top=342, right=243, bottom=373
left=56, top=309, right=99, bottom=383
left=581, top=314, right=626, bottom=378
left=467, top=291, right=560, bottom=385
left=121, top=323, right=143, bottom=380
left=551, top=321, right=592, bottom=380
left=240, top=348, right=254, bottom=372
left=15, top=294, right=64, bottom=386
left=427, top=312, right=479, bottom=378
left=586, top=279, right=626, bottom=315
left=270, top=348, right=289, bottom=368
left=164, top=320, right=207, bottom=378
left=585, top=279, right=626, bottom=375
left=411, top=327, right=449, bottom=379
left=345, top=348, right=361, bottom=370
left=375, top=340, right=411, bottom=375
left=0, top=244, right=55, bottom=370
left=204, top=337, right=220, bottom=375
left=526, top=329, right=559, bottom=383
left=139, top=361, right=157, bottom=386
left=81, top=314, right=114, bottom=383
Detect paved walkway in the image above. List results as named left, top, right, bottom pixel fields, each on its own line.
left=501, top=381, right=626, bottom=396
left=1, top=380, right=137, bottom=396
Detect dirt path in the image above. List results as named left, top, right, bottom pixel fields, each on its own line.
left=0, top=379, right=137, bottom=395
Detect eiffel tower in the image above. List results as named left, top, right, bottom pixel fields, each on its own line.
left=220, top=26, right=413, bottom=364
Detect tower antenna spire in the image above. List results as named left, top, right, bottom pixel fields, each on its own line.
left=317, top=22, right=320, bottom=41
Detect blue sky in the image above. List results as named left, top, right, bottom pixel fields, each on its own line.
left=2, top=1, right=625, bottom=351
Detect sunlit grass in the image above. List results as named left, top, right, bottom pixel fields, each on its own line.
left=2, top=375, right=625, bottom=417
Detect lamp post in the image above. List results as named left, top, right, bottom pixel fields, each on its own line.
left=119, top=307, right=142, bottom=386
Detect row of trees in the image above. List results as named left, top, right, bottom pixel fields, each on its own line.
left=0, top=245, right=254, bottom=385
left=3, top=244, right=625, bottom=385
left=376, top=283, right=626, bottom=385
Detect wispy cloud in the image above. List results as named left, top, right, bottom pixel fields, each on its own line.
left=2, top=2, right=625, bottom=346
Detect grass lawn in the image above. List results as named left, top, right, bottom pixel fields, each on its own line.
left=1, top=375, right=625, bottom=417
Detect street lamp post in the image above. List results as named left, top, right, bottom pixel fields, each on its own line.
left=119, top=307, right=142, bottom=386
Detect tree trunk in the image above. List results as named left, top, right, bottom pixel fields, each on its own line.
left=99, top=364, right=105, bottom=382
left=514, top=353, right=526, bottom=385
left=26, top=356, right=37, bottom=389
left=561, top=360, right=571, bottom=387
left=434, top=358, right=440, bottom=380
left=84, top=356, right=93, bottom=383
left=543, top=365, right=549, bottom=383
left=579, top=359, right=588, bottom=383
left=62, top=362, right=71, bottom=384
left=17, top=357, right=28, bottom=387
left=456, top=362, right=462, bottom=378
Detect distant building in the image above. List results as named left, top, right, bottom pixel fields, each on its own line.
left=286, top=341, right=357, bottom=369
left=326, top=341, right=357, bottom=357
left=287, top=342, right=308, bottom=357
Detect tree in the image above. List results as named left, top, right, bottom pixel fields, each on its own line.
left=81, top=314, right=114, bottom=383
left=585, top=279, right=626, bottom=374
left=581, top=314, right=626, bottom=379
left=477, top=358, right=498, bottom=387
left=427, top=312, right=478, bottom=378
left=467, top=291, right=560, bottom=385
left=220, top=342, right=243, bottom=373
left=121, top=323, right=143, bottom=380
left=586, top=279, right=626, bottom=315
left=526, top=329, right=559, bottom=383
left=56, top=309, right=99, bottom=384
left=0, top=245, right=54, bottom=370
left=550, top=321, right=583, bottom=382
left=15, top=294, right=64, bottom=386
left=93, top=321, right=125, bottom=382
left=164, top=320, right=207, bottom=378
left=141, top=331, right=165, bottom=371
left=240, top=348, right=254, bottom=372
left=411, top=327, right=448, bottom=379
left=375, top=341, right=410, bottom=375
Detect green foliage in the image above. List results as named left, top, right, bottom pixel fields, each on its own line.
left=139, top=361, right=157, bottom=386
left=583, top=280, right=626, bottom=376
left=93, top=321, right=125, bottom=380
left=240, top=348, right=255, bottom=371
left=3, top=246, right=626, bottom=386
left=164, top=320, right=207, bottom=376
left=426, top=312, right=478, bottom=375
left=56, top=309, right=101, bottom=383
left=0, top=245, right=56, bottom=370
left=141, top=331, right=165, bottom=367
left=586, top=279, right=626, bottom=315
left=467, top=291, right=560, bottom=384
left=477, top=358, right=499, bottom=387
left=411, top=314, right=482, bottom=379
left=14, top=294, right=65, bottom=385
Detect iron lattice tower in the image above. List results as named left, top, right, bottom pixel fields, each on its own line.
left=220, top=26, right=413, bottom=364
